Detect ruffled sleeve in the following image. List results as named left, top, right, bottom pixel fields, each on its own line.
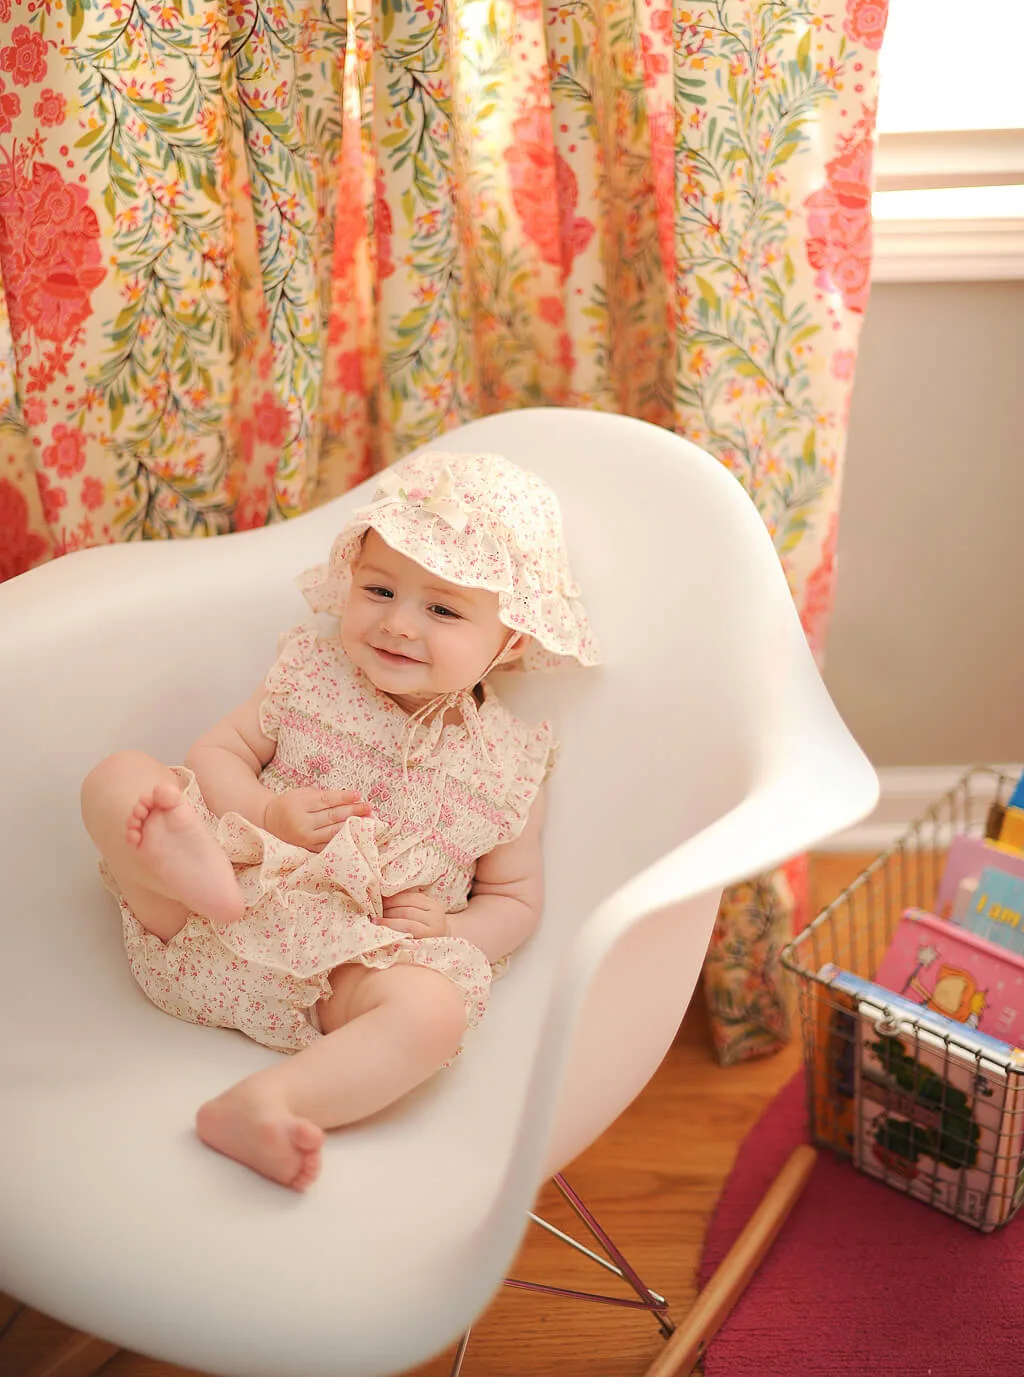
left=258, top=622, right=321, bottom=742
left=497, top=715, right=557, bottom=843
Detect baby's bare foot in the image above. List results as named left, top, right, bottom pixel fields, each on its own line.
left=126, top=782, right=244, bottom=925
left=196, top=1089, right=324, bottom=1191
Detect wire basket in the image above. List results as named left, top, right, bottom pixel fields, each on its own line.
left=782, top=765, right=1024, bottom=1232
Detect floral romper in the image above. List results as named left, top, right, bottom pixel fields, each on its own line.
left=105, top=622, right=554, bottom=1052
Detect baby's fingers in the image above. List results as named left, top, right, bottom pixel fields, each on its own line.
left=311, top=806, right=372, bottom=841
left=376, top=916, right=428, bottom=935
left=377, top=904, right=419, bottom=922
left=316, top=802, right=373, bottom=826
left=382, top=891, right=428, bottom=911
left=316, top=789, right=362, bottom=808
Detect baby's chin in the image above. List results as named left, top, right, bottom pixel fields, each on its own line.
left=371, top=673, right=480, bottom=713
left=360, top=663, right=444, bottom=702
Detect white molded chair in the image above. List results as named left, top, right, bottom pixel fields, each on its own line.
left=0, top=408, right=877, bottom=1377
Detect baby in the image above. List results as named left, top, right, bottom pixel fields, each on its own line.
left=81, top=452, right=597, bottom=1190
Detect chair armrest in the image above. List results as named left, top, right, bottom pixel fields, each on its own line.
left=481, top=702, right=877, bottom=1255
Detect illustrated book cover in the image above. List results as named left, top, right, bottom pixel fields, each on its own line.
left=818, top=964, right=1024, bottom=1229
left=874, top=906, right=1024, bottom=1045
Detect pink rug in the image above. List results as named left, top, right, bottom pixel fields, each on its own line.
left=700, top=1072, right=1022, bottom=1375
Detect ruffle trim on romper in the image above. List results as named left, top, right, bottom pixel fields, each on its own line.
left=107, top=766, right=493, bottom=1052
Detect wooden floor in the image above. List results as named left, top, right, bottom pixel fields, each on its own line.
left=0, top=855, right=866, bottom=1377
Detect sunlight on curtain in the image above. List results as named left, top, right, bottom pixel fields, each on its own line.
left=325, top=0, right=886, bottom=666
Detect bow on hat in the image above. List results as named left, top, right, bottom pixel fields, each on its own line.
left=373, top=464, right=469, bottom=533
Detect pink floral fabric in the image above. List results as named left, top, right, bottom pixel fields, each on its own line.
left=104, top=623, right=554, bottom=1052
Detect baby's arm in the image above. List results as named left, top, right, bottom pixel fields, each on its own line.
left=186, top=689, right=369, bottom=849
left=450, top=789, right=546, bottom=961
left=448, top=793, right=545, bottom=963
left=378, top=794, right=546, bottom=958
left=185, top=688, right=280, bottom=824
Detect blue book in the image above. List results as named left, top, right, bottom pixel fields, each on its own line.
left=955, top=866, right=1024, bottom=957
left=818, top=963, right=1020, bottom=1059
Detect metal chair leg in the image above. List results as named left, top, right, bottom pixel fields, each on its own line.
left=448, top=1326, right=472, bottom=1377
left=504, top=1172, right=675, bottom=1338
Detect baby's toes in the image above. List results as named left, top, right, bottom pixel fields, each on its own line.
left=152, top=781, right=182, bottom=810
left=290, top=1154, right=320, bottom=1191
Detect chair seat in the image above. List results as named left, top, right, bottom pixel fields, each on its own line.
left=0, top=408, right=878, bottom=1377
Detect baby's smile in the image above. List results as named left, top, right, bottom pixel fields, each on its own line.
left=371, top=645, right=425, bottom=668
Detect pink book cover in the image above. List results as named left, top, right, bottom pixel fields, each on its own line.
left=935, top=834, right=1024, bottom=919
left=874, top=907, right=1024, bottom=1046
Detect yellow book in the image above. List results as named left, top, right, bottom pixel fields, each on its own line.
left=999, top=805, right=1024, bottom=853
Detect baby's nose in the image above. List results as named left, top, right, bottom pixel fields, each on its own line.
left=381, top=603, right=417, bottom=637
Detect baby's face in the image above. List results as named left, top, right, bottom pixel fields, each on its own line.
left=341, top=531, right=518, bottom=709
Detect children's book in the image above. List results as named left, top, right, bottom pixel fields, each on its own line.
left=935, top=834, right=1024, bottom=920
left=873, top=907, right=1024, bottom=1045
left=999, top=805, right=1024, bottom=852
left=819, top=964, right=1024, bottom=1230
left=808, top=970, right=858, bottom=1156
left=953, top=867, right=1024, bottom=958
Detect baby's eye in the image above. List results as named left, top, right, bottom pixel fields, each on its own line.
left=363, top=584, right=393, bottom=599
left=429, top=604, right=461, bottom=619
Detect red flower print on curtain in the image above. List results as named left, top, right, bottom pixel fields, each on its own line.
left=32, top=88, right=66, bottom=125
left=505, top=107, right=594, bottom=281
left=844, top=0, right=888, bottom=49
left=0, top=80, right=18, bottom=131
left=41, top=423, right=87, bottom=478
left=0, top=163, right=107, bottom=349
left=0, top=25, right=47, bottom=86
left=804, top=127, right=875, bottom=315
left=0, top=477, right=47, bottom=580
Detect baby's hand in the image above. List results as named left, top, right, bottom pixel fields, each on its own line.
left=377, top=890, right=450, bottom=940
left=263, top=788, right=372, bottom=852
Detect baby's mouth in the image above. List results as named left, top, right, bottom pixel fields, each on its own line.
left=372, top=645, right=423, bottom=666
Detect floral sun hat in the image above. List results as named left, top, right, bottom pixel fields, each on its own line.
left=298, top=451, right=599, bottom=672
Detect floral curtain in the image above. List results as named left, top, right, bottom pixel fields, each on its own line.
left=0, top=0, right=887, bottom=1061
left=1, top=0, right=349, bottom=572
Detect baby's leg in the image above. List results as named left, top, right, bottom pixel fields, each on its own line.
left=195, top=964, right=467, bottom=1189
left=81, top=749, right=244, bottom=939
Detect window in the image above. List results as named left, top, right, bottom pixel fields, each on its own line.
left=876, top=0, right=1022, bottom=136
left=871, top=0, right=1024, bottom=281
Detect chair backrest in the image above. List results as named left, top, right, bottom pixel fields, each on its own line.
left=441, top=408, right=798, bottom=941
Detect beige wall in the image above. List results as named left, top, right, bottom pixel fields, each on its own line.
left=824, top=280, right=1024, bottom=767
